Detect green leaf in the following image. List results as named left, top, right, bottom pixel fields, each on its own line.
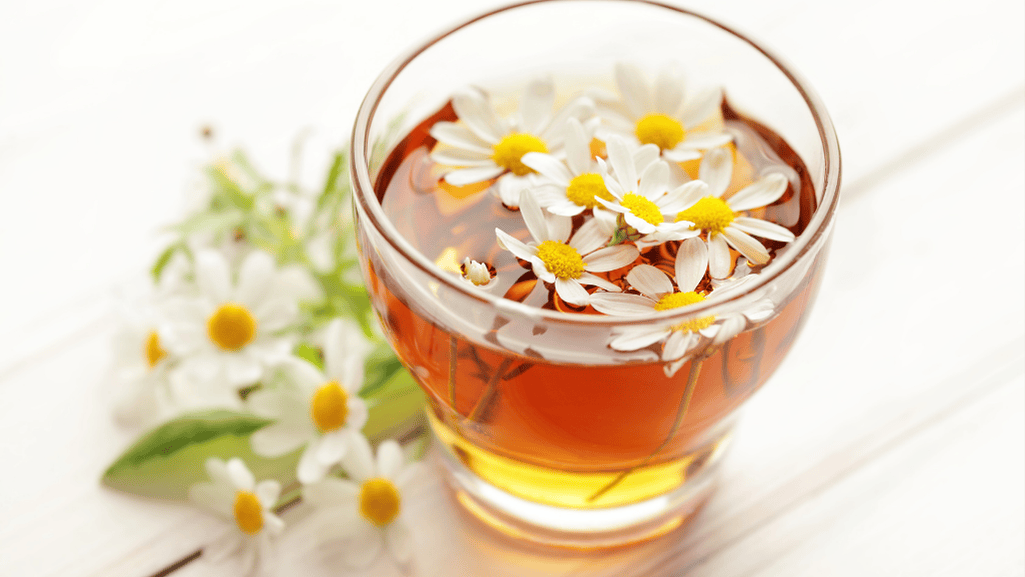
left=293, top=341, right=323, bottom=369
left=362, top=367, right=426, bottom=441
left=101, top=410, right=300, bottom=500
left=172, top=210, right=244, bottom=237
left=150, top=244, right=180, bottom=282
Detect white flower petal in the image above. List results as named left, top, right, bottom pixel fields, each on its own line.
left=731, top=217, right=796, bottom=242
left=664, top=331, right=700, bottom=361
left=195, top=250, right=231, bottom=303
left=253, top=298, right=297, bottom=332
left=610, top=327, right=669, bottom=351
left=614, top=62, right=652, bottom=119
left=428, top=121, right=491, bottom=153
left=340, top=524, right=384, bottom=568
left=190, top=482, right=234, bottom=518
left=224, top=353, right=262, bottom=388
left=625, top=264, right=673, bottom=298
left=548, top=214, right=573, bottom=245
left=340, top=432, right=376, bottom=482
left=675, top=237, right=709, bottom=292
left=452, top=89, right=504, bottom=143
left=324, top=319, right=370, bottom=389
left=442, top=166, right=503, bottom=186
left=654, top=66, right=685, bottom=115
left=347, top=397, right=369, bottom=431
left=606, top=136, right=637, bottom=193
left=430, top=147, right=494, bottom=167
left=249, top=420, right=308, bottom=458
left=657, top=183, right=701, bottom=214
left=567, top=216, right=610, bottom=255
left=542, top=96, right=596, bottom=147
left=532, top=257, right=556, bottom=284
left=496, top=174, right=531, bottom=208
left=577, top=272, right=621, bottom=292
left=671, top=181, right=710, bottom=209
left=633, top=144, right=661, bottom=175
left=555, top=278, right=590, bottom=306
left=728, top=173, right=790, bottom=211
left=722, top=227, right=771, bottom=265
left=638, top=160, right=669, bottom=199
left=590, top=292, right=656, bottom=315
left=683, top=131, right=733, bottom=150
left=518, top=189, right=550, bottom=243
left=713, top=315, right=748, bottom=346
left=235, top=251, right=275, bottom=308
left=204, top=529, right=243, bottom=562
left=303, top=478, right=360, bottom=509
left=564, top=117, right=591, bottom=176
left=661, top=147, right=702, bottom=163
left=521, top=152, right=572, bottom=185
left=376, top=440, right=404, bottom=481
left=495, top=229, right=536, bottom=261
left=297, top=443, right=331, bottom=484
left=681, top=87, right=723, bottom=128
left=255, top=480, right=281, bottom=509
left=227, top=458, right=255, bottom=492
left=623, top=212, right=657, bottom=234
left=315, top=429, right=350, bottom=466
left=385, top=520, right=414, bottom=564
left=519, top=78, right=555, bottom=134
left=699, top=147, right=733, bottom=198
left=583, top=244, right=640, bottom=273
left=708, top=234, right=733, bottom=279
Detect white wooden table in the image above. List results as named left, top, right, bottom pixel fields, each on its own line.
left=1, top=1, right=1023, bottom=575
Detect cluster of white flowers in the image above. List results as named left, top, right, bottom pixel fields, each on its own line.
left=109, top=149, right=424, bottom=575
left=432, top=63, right=797, bottom=370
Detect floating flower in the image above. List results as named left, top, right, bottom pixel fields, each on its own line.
left=460, top=257, right=495, bottom=288
left=596, top=136, right=703, bottom=248
left=303, top=437, right=421, bottom=568
left=248, top=319, right=373, bottom=484
left=594, top=63, right=732, bottom=162
left=429, top=78, right=595, bottom=207
left=495, top=189, right=636, bottom=306
left=168, top=250, right=299, bottom=407
left=189, top=458, right=285, bottom=576
left=674, top=147, right=796, bottom=279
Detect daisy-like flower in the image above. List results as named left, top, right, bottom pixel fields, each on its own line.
left=595, top=62, right=732, bottom=162
left=189, top=458, right=285, bottom=576
left=460, top=257, right=495, bottom=288
left=248, top=319, right=373, bottom=484
left=303, top=437, right=420, bottom=569
left=110, top=299, right=180, bottom=427
left=673, top=147, right=796, bottom=279
left=596, top=136, right=703, bottom=248
left=429, top=78, right=595, bottom=207
left=522, top=117, right=661, bottom=218
left=495, top=189, right=637, bottom=306
left=169, top=250, right=299, bottom=407
left=591, top=242, right=775, bottom=375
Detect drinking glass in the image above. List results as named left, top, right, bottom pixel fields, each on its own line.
left=350, top=0, right=840, bottom=548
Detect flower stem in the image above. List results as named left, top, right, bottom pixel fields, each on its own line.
left=586, top=357, right=704, bottom=503
left=467, top=358, right=514, bottom=423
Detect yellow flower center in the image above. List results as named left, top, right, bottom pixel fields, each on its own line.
left=565, top=173, right=614, bottom=209
left=492, top=133, right=548, bottom=176
left=144, top=330, right=167, bottom=368
left=233, top=490, right=264, bottom=535
left=207, top=303, right=257, bottom=351
left=536, top=240, right=586, bottom=280
left=621, top=193, right=664, bottom=226
left=635, top=113, right=685, bottom=151
left=676, top=196, right=736, bottom=235
left=310, top=381, right=349, bottom=432
left=360, top=478, right=401, bottom=527
left=654, top=291, right=716, bottom=333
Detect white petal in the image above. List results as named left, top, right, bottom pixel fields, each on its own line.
left=253, top=298, right=297, bottom=332
left=430, top=147, right=493, bottom=167
left=324, top=318, right=370, bottom=390
left=376, top=440, right=404, bottom=481
left=638, top=160, right=669, bottom=199
left=675, top=238, right=709, bottom=292
left=255, top=480, right=281, bottom=508
left=633, top=144, right=661, bottom=175
left=546, top=199, right=586, bottom=217
left=495, top=229, right=536, bottom=262
left=610, top=327, right=669, bottom=351
left=731, top=217, right=796, bottom=242
left=623, top=212, right=656, bottom=234
left=519, top=189, right=550, bottom=243
left=728, top=173, right=790, bottom=211
left=531, top=257, right=556, bottom=284
left=249, top=421, right=308, bottom=458
left=428, top=121, right=491, bottom=153
left=195, top=250, right=231, bottom=303
left=541, top=96, right=596, bottom=147
left=340, top=524, right=384, bottom=568
left=583, top=245, right=640, bottom=272
left=664, top=331, right=700, bottom=361
left=204, top=529, right=243, bottom=562
left=670, top=181, right=709, bottom=209
left=340, top=432, right=376, bottom=482
left=708, top=234, right=733, bottom=279
left=547, top=213, right=573, bottom=244
left=568, top=216, right=610, bottom=255
left=722, top=227, right=771, bottom=265
left=385, top=520, right=414, bottom=564
left=564, top=117, right=591, bottom=176
left=661, top=147, right=702, bottom=163
left=713, top=315, right=748, bottom=346
left=234, top=251, right=275, bottom=308
left=521, top=152, right=572, bottom=185
left=496, top=174, right=531, bottom=208
left=297, top=443, right=331, bottom=484
left=346, top=397, right=369, bottom=431
left=262, top=512, right=286, bottom=536
left=316, top=430, right=350, bottom=466
left=224, top=353, right=262, bottom=388
left=227, top=458, right=255, bottom=492
left=681, top=87, right=723, bottom=128
left=654, top=66, right=685, bottom=115
left=452, top=89, right=504, bottom=143
left=682, top=131, right=733, bottom=150
left=699, top=147, right=733, bottom=198
left=519, top=78, right=555, bottom=134
left=606, top=136, right=637, bottom=193
left=590, top=293, right=656, bottom=315
left=303, top=478, right=360, bottom=509
left=442, top=165, right=503, bottom=186
left=657, top=183, right=701, bottom=214
left=555, top=278, right=590, bottom=306
left=189, top=482, right=234, bottom=518
left=577, top=272, right=621, bottom=292
left=614, top=62, right=652, bottom=119
left=625, top=264, right=673, bottom=298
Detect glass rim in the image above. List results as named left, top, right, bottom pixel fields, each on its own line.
left=350, top=0, right=842, bottom=328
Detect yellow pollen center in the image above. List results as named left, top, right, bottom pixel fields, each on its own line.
left=310, top=381, right=349, bottom=432
left=565, top=173, right=614, bottom=209
left=536, top=240, right=586, bottom=280
left=359, top=478, right=401, bottom=527
left=233, top=491, right=264, bottom=535
left=676, top=196, right=736, bottom=235
left=654, top=292, right=716, bottom=333
left=144, top=330, right=167, bottom=368
left=635, top=113, right=685, bottom=151
left=621, top=193, right=664, bottom=226
left=206, top=303, right=257, bottom=351
left=492, top=133, right=548, bottom=176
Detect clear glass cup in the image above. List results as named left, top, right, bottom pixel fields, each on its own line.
left=350, top=0, right=840, bottom=548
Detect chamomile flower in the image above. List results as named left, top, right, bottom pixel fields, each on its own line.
left=110, top=300, right=180, bottom=427
left=596, top=136, right=703, bottom=248
left=303, top=437, right=421, bottom=569
left=521, top=117, right=661, bottom=218
left=168, top=250, right=299, bottom=407
left=460, top=257, right=495, bottom=288
left=674, top=147, right=796, bottom=279
left=495, top=190, right=637, bottom=306
left=189, top=458, right=285, bottom=577
left=429, top=78, right=595, bottom=208
left=595, top=63, right=732, bottom=162
left=248, top=319, right=373, bottom=484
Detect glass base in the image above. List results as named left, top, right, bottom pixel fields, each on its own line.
left=431, top=414, right=733, bottom=549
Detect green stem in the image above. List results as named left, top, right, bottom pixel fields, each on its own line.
left=466, top=358, right=514, bottom=423
left=587, top=357, right=705, bottom=503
